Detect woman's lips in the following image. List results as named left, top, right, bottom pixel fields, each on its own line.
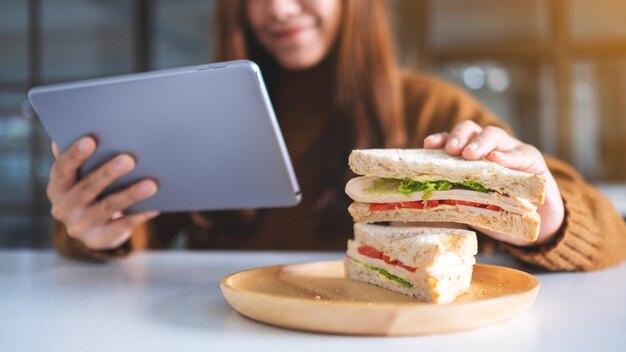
left=270, top=25, right=315, bottom=40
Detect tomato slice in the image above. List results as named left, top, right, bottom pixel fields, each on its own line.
left=397, top=262, right=417, bottom=273
left=369, top=203, right=403, bottom=211
left=357, top=245, right=383, bottom=259
left=357, top=245, right=417, bottom=272
left=382, top=254, right=398, bottom=265
left=398, top=201, right=423, bottom=209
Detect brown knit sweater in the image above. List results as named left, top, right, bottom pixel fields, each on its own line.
left=51, top=70, right=626, bottom=271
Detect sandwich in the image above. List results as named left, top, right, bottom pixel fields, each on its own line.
left=345, top=223, right=477, bottom=304
left=345, top=149, right=546, bottom=242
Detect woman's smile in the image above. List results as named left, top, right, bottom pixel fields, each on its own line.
left=269, top=23, right=317, bottom=42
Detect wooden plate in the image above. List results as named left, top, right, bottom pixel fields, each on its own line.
left=220, top=260, right=540, bottom=336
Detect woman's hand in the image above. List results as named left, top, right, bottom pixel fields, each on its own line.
left=423, top=120, right=565, bottom=246
left=47, top=136, right=160, bottom=250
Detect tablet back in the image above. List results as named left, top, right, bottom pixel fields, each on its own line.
left=29, top=60, right=301, bottom=212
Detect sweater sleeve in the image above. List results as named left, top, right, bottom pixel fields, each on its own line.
left=51, top=220, right=136, bottom=261
left=505, top=157, right=626, bottom=271
left=50, top=212, right=201, bottom=260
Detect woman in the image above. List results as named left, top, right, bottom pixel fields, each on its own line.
left=47, top=0, right=625, bottom=270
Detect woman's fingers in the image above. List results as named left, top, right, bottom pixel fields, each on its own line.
left=45, top=135, right=161, bottom=252
left=64, top=154, right=135, bottom=207
left=462, top=125, right=516, bottom=160
left=64, top=180, right=159, bottom=250
left=51, top=142, right=60, bottom=159
left=430, top=121, right=548, bottom=181
left=81, top=211, right=160, bottom=250
left=47, top=137, right=96, bottom=201
left=87, top=179, right=158, bottom=224
left=431, top=121, right=547, bottom=175
left=486, top=144, right=548, bottom=175
left=423, top=132, right=449, bottom=149
left=445, top=120, right=482, bottom=155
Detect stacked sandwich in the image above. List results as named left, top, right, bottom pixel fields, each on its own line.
left=344, top=149, right=546, bottom=304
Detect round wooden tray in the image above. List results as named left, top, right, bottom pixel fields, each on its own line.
left=220, top=260, right=540, bottom=336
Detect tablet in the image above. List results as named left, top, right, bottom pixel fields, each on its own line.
left=28, top=60, right=301, bottom=212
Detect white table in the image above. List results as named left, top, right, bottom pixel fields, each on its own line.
left=1, top=250, right=625, bottom=352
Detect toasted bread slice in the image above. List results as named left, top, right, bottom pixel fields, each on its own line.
left=349, top=202, right=540, bottom=242
left=344, top=257, right=473, bottom=304
left=345, top=224, right=476, bottom=304
left=351, top=223, right=477, bottom=267
left=349, top=149, right=546, bottom=204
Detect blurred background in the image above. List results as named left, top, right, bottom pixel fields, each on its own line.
left=1, top=0, right=625, bottom=248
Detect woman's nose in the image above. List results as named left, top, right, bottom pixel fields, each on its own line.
left=268, top=0, right=303, bottom=21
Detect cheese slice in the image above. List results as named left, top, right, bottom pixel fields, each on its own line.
left=346, top=176, right=536, bottom=215
left=346, top=240, right=475, bottom=279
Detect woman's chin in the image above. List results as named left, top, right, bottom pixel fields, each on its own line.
left=274, top=51, right=326, bottom=71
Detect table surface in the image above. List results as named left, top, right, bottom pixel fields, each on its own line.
left=1, top=250, right=625, bottom=352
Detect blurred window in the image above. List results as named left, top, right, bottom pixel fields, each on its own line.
left=0, top=2, right=28, bottom=83
left=571, top=0, right=626, bottom=39
left=395, top=0, right=626, bottom=181
left=0, top=0, right=214, bottom=248
left=154, top=0, right=215, bottom=69
left=429, top=0, right=548, bottom=48
left=41, top=0, right=134, bottom=82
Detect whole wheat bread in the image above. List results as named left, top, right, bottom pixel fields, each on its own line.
left=352, top=223, right=477, bottom=267
left=344, top=256, right=473, bottom=304
left=349, top=149, right=546, bottom=204
left=349, top=202, right=540, bottom=242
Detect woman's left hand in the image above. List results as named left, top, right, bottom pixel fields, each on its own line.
left=423, top=120, right=564, bottom=247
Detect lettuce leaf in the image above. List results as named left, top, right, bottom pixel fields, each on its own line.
left=361, top=263, right=413, bottom=288
left=460, top=180, right=490, bottom=193
left=365, top=178, right=402, bottom=196
left=365, top=177, right=492, bottom=200
left=399, top=178, right=452, bottom=199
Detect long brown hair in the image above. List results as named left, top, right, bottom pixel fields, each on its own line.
left=214, top=0, right=407, bottom=149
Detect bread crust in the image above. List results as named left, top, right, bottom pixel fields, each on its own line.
left=344, top=256, right=472, bottom=304
left=352, top=223, right=477, bottom=266
left=348, top=202, right=540, bottom=242
left=349, top=149, right=546, bottom=204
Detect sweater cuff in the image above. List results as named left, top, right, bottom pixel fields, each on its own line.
left=504, top=192, right=601, bottom=271
left=52, top=221, right=132, bottom=261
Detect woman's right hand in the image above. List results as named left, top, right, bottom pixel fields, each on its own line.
left=47, top=136, right=160, bottom=251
